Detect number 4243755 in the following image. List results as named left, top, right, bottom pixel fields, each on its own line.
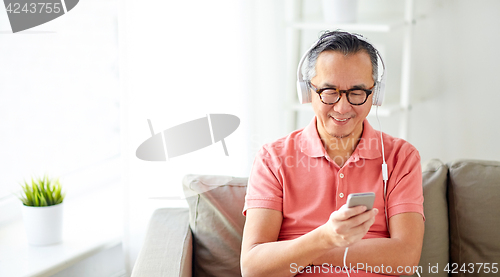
left=6, top=3, right=62, bottom=14
left=444, top=263, right=498, bottom=274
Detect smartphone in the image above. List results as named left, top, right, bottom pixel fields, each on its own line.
left=346, top=192, right=376, bottom=210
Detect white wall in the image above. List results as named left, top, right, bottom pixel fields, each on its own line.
left=356, top=0, right=500, bottom=163
left=0, top=0, right=120, bottom=201
left=410, top=0, right=500, bottom=163
left=120, top=0, right=256, bottom=271
left=119, top=0, right=294, bottom=271
left=296, top=0, right=500, bottom=164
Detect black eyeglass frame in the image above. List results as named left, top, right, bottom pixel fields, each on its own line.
left=308, top=81, right=376, bottom=105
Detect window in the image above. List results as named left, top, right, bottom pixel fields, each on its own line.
left=0, top=1, right=120, bottom=211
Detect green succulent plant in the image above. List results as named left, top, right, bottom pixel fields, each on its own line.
left=19, top=175, right=65, bottom=207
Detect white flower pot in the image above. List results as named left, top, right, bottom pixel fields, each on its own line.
left=322, top=0, right=358, bottom=23
left=21, top=203, right=64, bottom=246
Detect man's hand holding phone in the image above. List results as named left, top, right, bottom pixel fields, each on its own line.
left=320, top=192, right=378, bottom=248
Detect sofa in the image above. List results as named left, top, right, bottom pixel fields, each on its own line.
left=131, top=159, right=500, bottom=277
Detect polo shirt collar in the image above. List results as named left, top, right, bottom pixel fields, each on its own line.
left=299, top=117, right=325, bottom=158
left=300, top=117, right=382, bottom=160
left=355, top=119, right=382, bottom=160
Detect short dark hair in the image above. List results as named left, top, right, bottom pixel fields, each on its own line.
left=304, top=30, right=379, bottom=84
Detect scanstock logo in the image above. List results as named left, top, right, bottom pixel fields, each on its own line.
left=3, top=0, right=79, bottom=33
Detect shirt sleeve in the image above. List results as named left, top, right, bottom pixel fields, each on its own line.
left=243, top=146, right=284, bottom=216
left=386, top=145, right=425, bottom=221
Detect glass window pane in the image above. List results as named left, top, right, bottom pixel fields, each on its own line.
left=0, top=1, right=120, bottom=200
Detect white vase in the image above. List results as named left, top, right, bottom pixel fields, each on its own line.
left=322, top=0, right=358, bottom=24
left=21, top=203, right=64, bottom=246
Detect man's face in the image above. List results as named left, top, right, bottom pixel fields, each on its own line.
left=311, top=50, right=374, bottom=141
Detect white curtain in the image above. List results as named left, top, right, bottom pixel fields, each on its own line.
left=119, top=0, right=288, bottom=272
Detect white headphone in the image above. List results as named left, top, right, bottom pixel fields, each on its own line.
left=296, top=33, right=386, bottom=106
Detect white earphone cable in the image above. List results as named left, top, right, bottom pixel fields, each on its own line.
left=375, top=106, right=390, bottom=233
left=343, top=247, right=350, bottom=277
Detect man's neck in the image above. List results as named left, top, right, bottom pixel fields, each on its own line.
left=319, top=127, right=364, bottom=167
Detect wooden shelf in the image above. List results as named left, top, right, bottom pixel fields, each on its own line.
left=368, top=104, right=405, bottom=117
left=287, top=19, right=405, bottom=33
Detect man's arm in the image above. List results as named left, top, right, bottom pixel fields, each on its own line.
left=312, top=212, right=425, bottom=276
left=240, top=206, right=377, bottom=277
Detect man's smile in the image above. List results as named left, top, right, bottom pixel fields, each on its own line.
left=330, top=115, right=352, bottom=125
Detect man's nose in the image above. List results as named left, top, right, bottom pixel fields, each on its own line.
left=333, top=94, right=352, bottom=114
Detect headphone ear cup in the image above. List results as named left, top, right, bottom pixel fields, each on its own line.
left=297, top=80, right=311, bottom=104
left=372, top=81, right=385, bottom=106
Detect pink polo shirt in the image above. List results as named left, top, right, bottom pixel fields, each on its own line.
left=243, top=117, right=424, bottom=276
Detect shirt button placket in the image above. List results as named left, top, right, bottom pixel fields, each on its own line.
left=339, top=172, right=345, bottom=199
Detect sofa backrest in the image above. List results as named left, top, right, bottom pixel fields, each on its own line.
left=448, top=159, right=500, bottom=275
left=182, top=159, right=500, bottom=277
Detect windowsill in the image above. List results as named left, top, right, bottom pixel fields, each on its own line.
left=0, top=183, right=123, bottom=277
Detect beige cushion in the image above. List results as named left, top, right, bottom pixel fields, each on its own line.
left=413, top=159, right=449, bottom=277
left=448, top=160, right=500, bottom=271
left=183, top=174, right=248, bottom=277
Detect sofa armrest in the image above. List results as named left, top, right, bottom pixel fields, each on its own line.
left=131, top=208, right=192, bottom=277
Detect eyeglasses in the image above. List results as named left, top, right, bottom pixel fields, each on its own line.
left=309, top=82, right=375, bottom=105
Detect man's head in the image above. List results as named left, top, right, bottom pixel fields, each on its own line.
left=306, top=31, right=380, bottom=141
left=304, top=31, right=379, bottom=86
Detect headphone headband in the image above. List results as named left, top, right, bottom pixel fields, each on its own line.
left=296, top=32, right=386, bottom=106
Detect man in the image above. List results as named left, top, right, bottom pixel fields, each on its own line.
left=241, top=31, right=425, bottom=276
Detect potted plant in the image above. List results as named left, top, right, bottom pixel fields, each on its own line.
left=18, top=175, right=66, bottom=246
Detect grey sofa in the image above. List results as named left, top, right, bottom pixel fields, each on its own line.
left=131, top=159, right=500, bottom=277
